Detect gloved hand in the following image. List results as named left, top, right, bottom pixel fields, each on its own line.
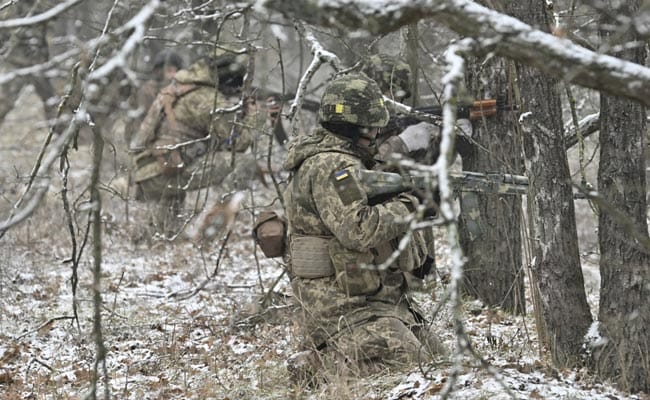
left=398, top=122, right=440, bottom=152
left=456, top=118, right=473, bottom=138
left=398, top=191, right=438, bottom=219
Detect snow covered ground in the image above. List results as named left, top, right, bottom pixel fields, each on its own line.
left=0, top=86, right=645, bottom=399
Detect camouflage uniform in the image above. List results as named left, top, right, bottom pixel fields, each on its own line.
left=364, top=54, right=439, bottom=280
left=130, top=58, right=257, bottom=237
left=362, top=54, right=412, bottom=103
left=125, top=51, right=184, bottom=144
left=283, top=74, right=443, bottom=378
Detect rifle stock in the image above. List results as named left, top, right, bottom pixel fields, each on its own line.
left=382, top=98, right=513, bottom=137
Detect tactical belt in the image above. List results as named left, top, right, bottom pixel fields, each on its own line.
left=289, top=235, right=334, bottom=279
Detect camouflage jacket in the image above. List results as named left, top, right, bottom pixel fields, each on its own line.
left=283, top=127, right=427, bottom=345
left=130, top=59, right=253, bottom=156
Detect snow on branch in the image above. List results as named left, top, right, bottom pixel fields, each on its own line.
left=0, top=0, right=161, bottom=85
left=88, top=0, right=161, bottom=81
left=0, top=109, right=86, bottom=233
left=1, top=1, right=161, bottom=233
left=260, top=0, right=650, bottom=107
left=0, top=48, right=79, bottom=85
left=286, top=22, right=343, bottom=132
left=0, top=0, right=85, bottom=30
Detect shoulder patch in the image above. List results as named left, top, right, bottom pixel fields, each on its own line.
left=331, top=168, right=366, bottom=205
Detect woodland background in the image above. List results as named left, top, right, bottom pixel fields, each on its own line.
left=0, top=0, right=649, bottom=399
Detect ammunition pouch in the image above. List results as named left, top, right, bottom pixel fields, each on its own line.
left=253, top=210, right=287, bottom=258
left=289, top=235, right=333, bottom=278
left=328, top=239, right=380, bottom=296
left=367, top=270, right=405, bottom=304
left=132, top=147, right=182, bottom=182
left=153, top=147, right=184, bottom=177
left=132, top=150, right=161, bottom=183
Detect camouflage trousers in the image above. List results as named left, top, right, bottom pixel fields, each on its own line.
left=291, top=276, right=445, bottom=379
left=327, top=312, right=425, bottom=374
left=135, top=150, right=257, bottom=237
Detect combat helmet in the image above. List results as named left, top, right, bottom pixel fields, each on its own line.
left=362, top=54, right=412, bottom=100
left=212, top=49, right=249, bottom=92
left=152, top=50, right=184, bottom=72
left=318, top=73, right=389, bottom=128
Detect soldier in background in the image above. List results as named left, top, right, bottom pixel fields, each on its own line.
left=363, top=53, right=443, bottom=163
left=124, top=50, right=184, bottom=145
left=283, top=73, right=447, bottom=383
left=129, top=54, right=259, bottom=240
left=362, top=53, right=475, bottom=279
left=212, top=51, right=287, bottom=173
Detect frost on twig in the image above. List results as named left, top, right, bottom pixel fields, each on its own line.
left=261, top=0, right=650, bottom=107
left=0, top=0, right=84, bottom=29
left=0, top=0, right=161, bottom=86
left=435, top=39, right=517, bottom=400
left=0, top=1, right=161, bottom=235
left=88, top=0, right=161, bottom=81
left=0, top=107, right=86, bottom=234
left=286, top=22, right=342, bottom=135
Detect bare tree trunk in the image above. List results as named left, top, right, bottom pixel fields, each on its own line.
left=89, top=122, right=109, bottom=399
left=404, top=23, right=419, bottom=108
left=460, top=4, right=525, bottom=315
left=596, top=0, right=650, bottom=392
left=517, top=0, right=593, bottom=367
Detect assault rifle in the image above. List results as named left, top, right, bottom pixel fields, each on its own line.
left=381, top=98, right=516, bottom=137
left=353, top=168, right=529, bottom=199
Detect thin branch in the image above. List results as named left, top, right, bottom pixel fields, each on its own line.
left=287, top=22, right=343, bottom=129
left=261, top=0, right=650, bottom=107
left=564, top=112, right=599, bottom=149
left=13, top=316, right=75, bottom=341
left=0, top=0, right=85, bottom=29
left=167, top=230, right=233, bottom=300
left=437, top=39, right=471, bottom=400
left=88, top=0, right=162, bottom=81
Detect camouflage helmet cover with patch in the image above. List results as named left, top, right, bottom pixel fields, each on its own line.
left=318, top=73, right=389, bottom=128
left=362, top=54, right=412, bottom=100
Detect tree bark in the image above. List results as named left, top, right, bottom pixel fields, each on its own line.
left=596, top=0, right=650, bottom=392
left=517, top=0, right=593, bottom=367
left=460, top=6, right=525, bottom=313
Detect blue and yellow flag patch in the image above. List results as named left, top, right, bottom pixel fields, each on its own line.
left=334, top=169, right=350, bottom=181
left=331, top=168, right=365, bottom=205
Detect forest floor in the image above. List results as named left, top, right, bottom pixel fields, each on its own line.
left=0, top=87, right=646, bottom=400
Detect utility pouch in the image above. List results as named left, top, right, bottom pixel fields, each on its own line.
left=328, top=239, right=380, bottom=296
left=132, top=150, right=160, bottom=183
left=289, top=235, right=333, bottom=278
left=367, top=270, right=405, bottom=304
left=253, top=210, right=287, bottom=258
left=152, top=147, right=184, bottom=177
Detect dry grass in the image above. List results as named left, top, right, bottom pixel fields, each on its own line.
left=0, top=86, right=639, bottom=400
